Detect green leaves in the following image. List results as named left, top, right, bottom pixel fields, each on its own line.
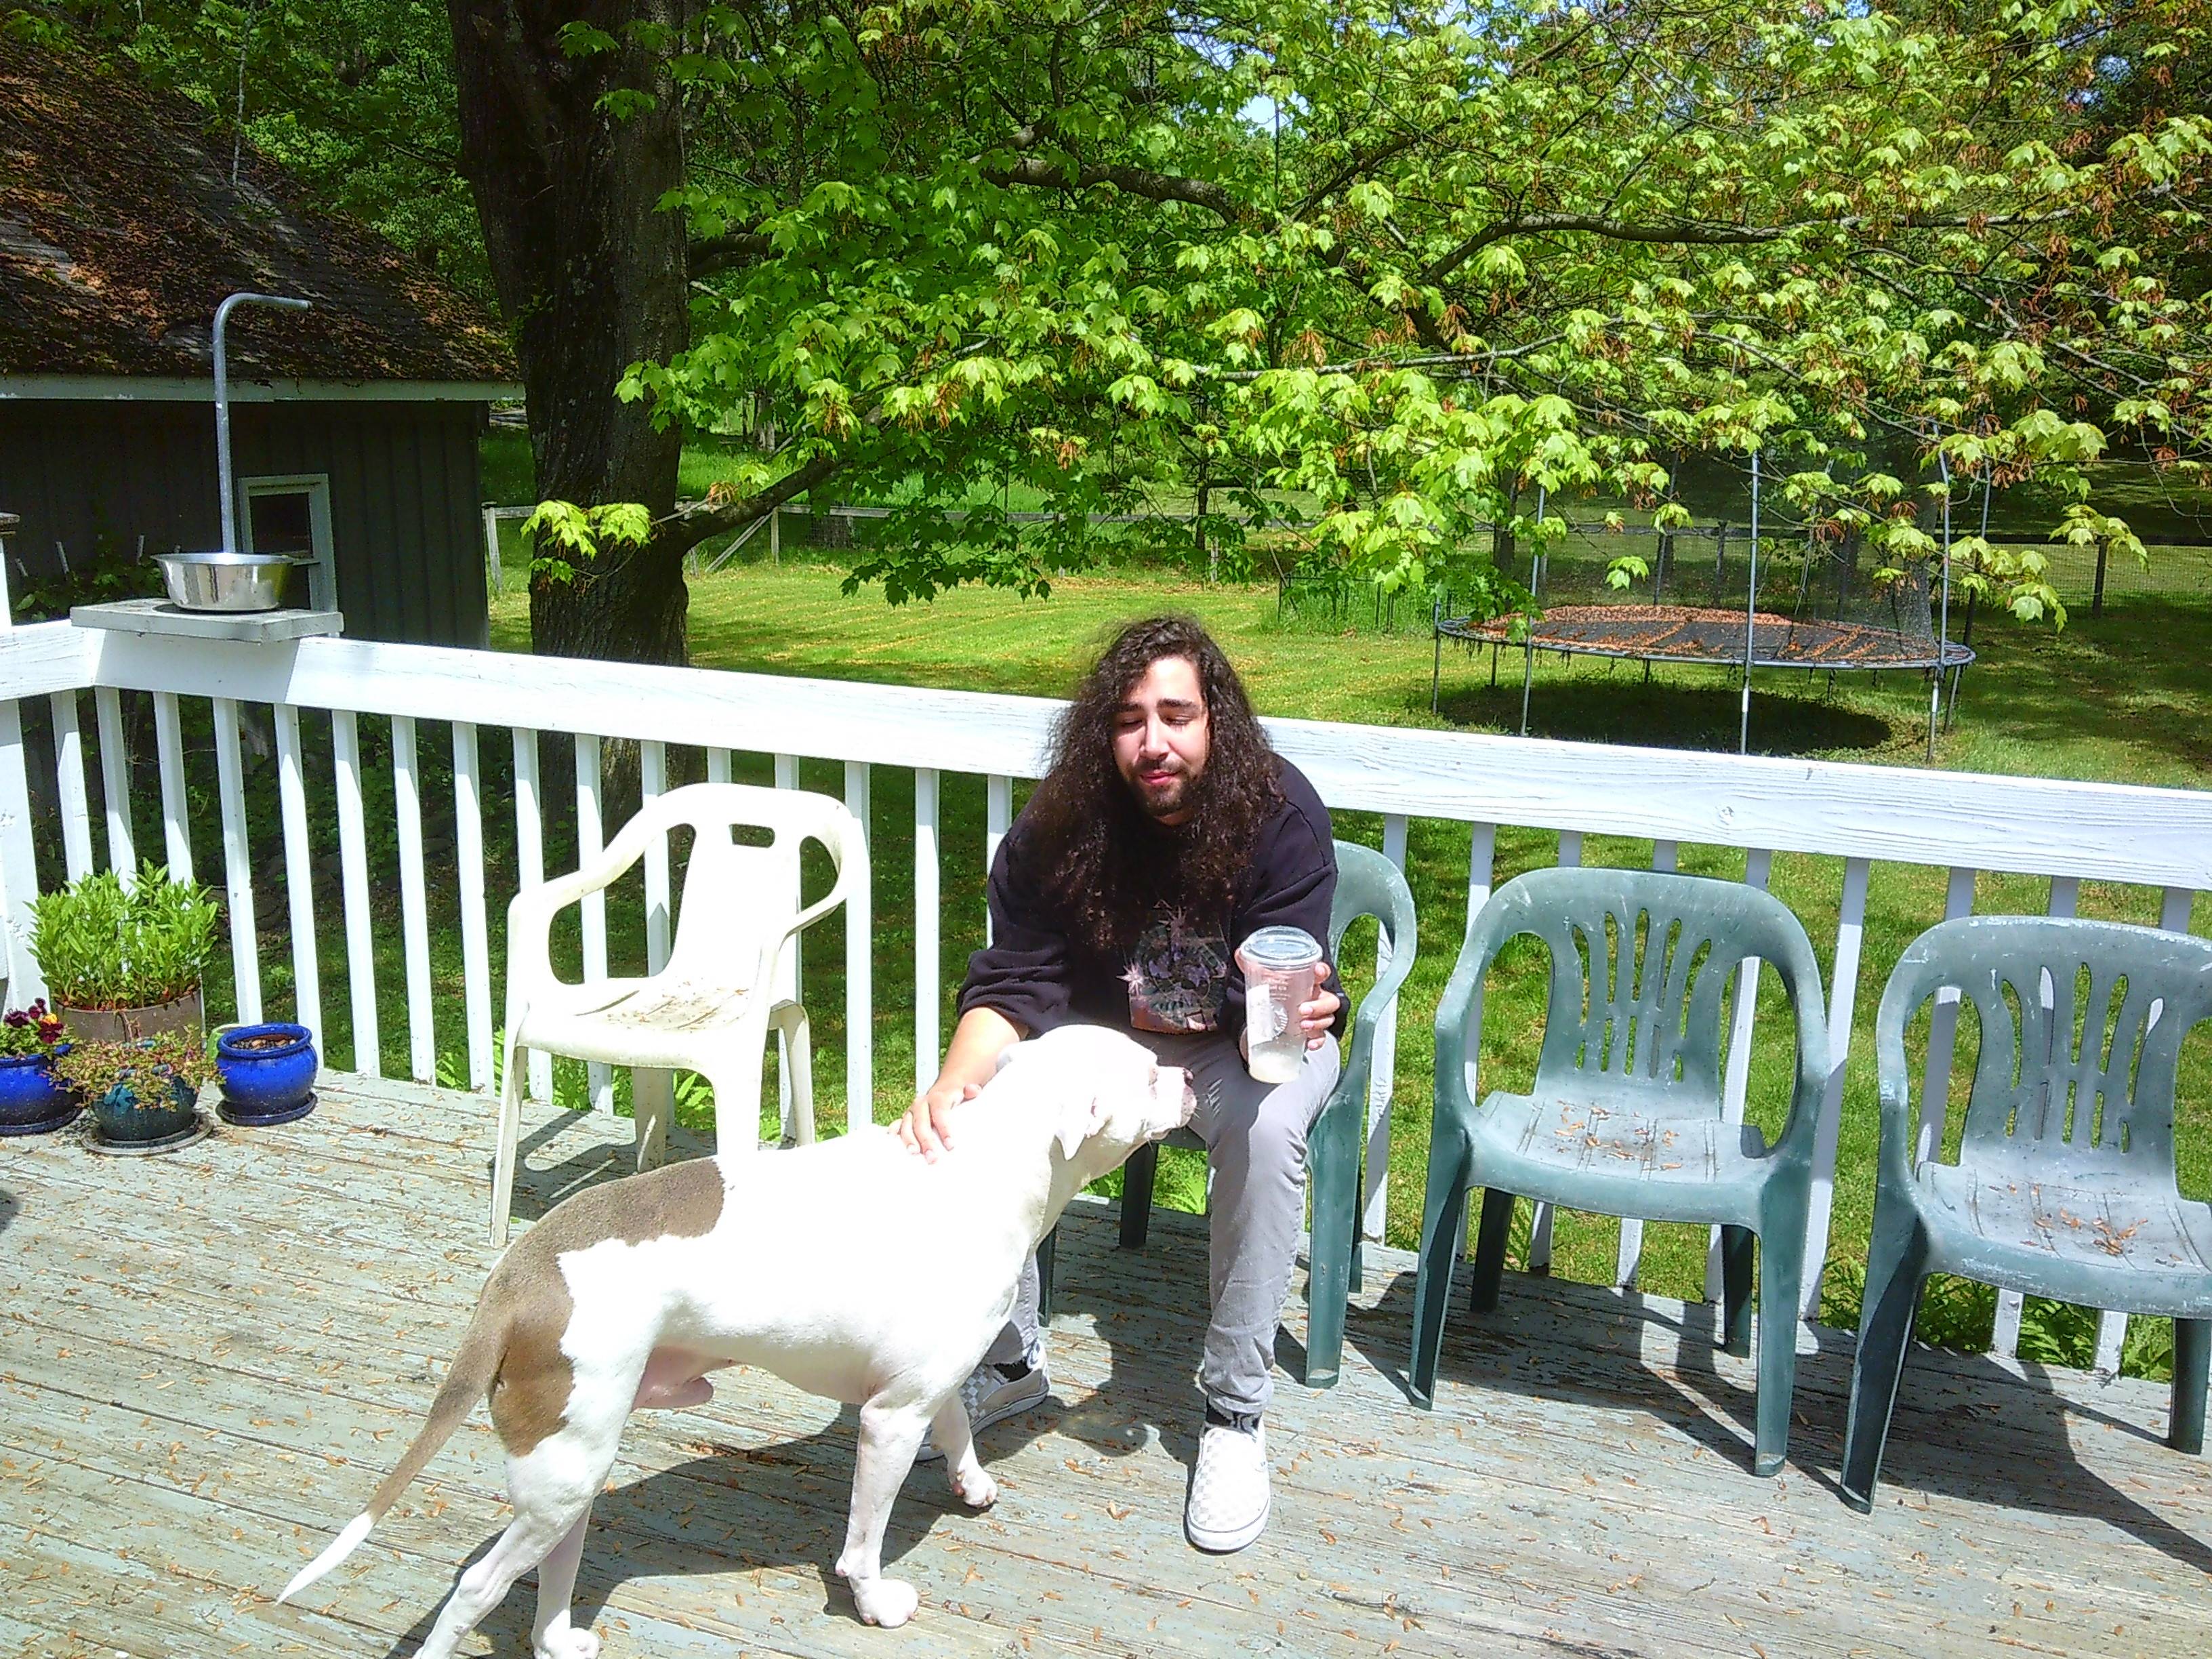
left=518, top=501, right=654, bottom=588
left=29, top=865, right=220, bottom=1010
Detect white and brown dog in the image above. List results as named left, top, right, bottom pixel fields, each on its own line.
left=276, top=1023, right=1194, bottom=1654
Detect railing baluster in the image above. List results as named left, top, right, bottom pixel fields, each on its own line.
left=0, top=695, right=43, bottom=995
left=94, top=687, right=135, bottom=883
left=331, top=711, right=379, bottom=1077
left=771, top=752, right=801, bottom=1134
left=1915, top=867, right=1979, bottom=1166
left=392, top=714, right=434, bottom=1082
left=985, top=773, right=1012, bottom=947
left=1530, top=827, right=1586, bottom=1268
left=152, top=691, right=192, bottom=880
left=642, top=740, right=670, bottom=973
left=1707, top=846, right=1774, bottom=1300
left=708, top=747, right=733, bottom=784
left=454, top=722, right=492, bottom=1090
left=575, top=732, right=610, bottom=1112
left=211, top=697, right=262, bottom=1025
left=915, top=766, right=941, bottom=1093
left=274, top=705, right=322, bottom=1048
left=1800, top=856, right=1871, bottom=1319
left=512, top=728, right=550, bottom=1103
left=49, top=691, right=92, bottom=883
left=845, top=760, right=873, bottom=1123
left=1359, top=813, right=1409, bottom=1243
left=1618, top=838, right=1683, bottom=1288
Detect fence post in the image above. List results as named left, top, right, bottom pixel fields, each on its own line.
left=2092, top=534, right=2109, bottom=619
left=482, top=502, right=502, bottom=594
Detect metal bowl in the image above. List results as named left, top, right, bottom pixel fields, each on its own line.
left=153, top=551, right=302, bottom=613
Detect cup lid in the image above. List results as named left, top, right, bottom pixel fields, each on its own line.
left=1238, top=925, right=1323, bottom=969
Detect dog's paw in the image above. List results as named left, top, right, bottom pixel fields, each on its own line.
left=533, top=1626, right=601, bottom=1659
left=851, top=1576, right=920, bottom=1628
left=951, top=1465, right=998, bottom=1510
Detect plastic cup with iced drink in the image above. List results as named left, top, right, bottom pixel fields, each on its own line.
left=1236, top=925, right=1325, bottom=1084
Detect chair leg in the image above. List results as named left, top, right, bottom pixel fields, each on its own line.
left=1750, top=1208, right=1808, bottom=1478
left=1119, top=1139, right=1158, bottom=1250
left=2171, top=1319, right=2210, bottom=1455
left=1408, top=1138, right=1474, bottom=1410
left=1721, top=1224, right=1756, bottom=1359
left=1469, top=1188, right=1514, bottom=1315
left=768, top=1000, right=815, bottom=1145
left=706, top=1062, right=766, bottom=1157
left=1304, top=1104, right=1361, bottom=1389
left=630, top=1067, right=672, bottom=1171
left=1839, top=1218, right=1931, bottom=1513
left=1035, top=1226, right=1058, bottom=1328
left=489, top=1046, right=527, bottom=1248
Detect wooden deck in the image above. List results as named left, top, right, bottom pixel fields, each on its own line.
left=3, top=1076, right=2207, bottom=1659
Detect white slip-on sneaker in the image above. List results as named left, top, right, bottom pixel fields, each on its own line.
left=1185, top=1409, right=1269, bottom=1552
left=915, top=1354, right=1050, bottom=1463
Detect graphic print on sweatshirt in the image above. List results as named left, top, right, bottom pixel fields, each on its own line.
left=1122, top=907, right=1229, bottom=1033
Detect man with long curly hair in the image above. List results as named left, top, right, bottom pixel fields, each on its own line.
left=897, top=614, right=1345, bottom=1553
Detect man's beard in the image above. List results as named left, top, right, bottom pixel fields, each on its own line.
left=1130, top=768, right=1194, bottom=821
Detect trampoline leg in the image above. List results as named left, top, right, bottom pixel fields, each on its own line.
left=1943, top=663, right=1966, bottom=732
left=1431, top=630, right=1442, bottom=714
left=1519, top=639, right=1535, bottom=737
left=1642, top=660, right=1652, bottom=688
left=1490, top=642, right=1498, bottom=689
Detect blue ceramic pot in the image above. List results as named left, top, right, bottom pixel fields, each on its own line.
left=216, top=1023, right=318, bottom=1126
left=0, top=1048, right=78, bottom=1136
left=89, top=1070, right=200, bottom=1147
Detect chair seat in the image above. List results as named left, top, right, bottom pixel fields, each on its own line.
left=1916, top=1164, right=2212, bottom=1317
left=1469, top=1090, right=1773, bottom=1227
left=518, top=974, right=764, bottom=1065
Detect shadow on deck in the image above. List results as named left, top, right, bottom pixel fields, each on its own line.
left=2, top=1073, right=2206, bottom=1658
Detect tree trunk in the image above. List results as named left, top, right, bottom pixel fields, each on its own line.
left=447, top=0, right=691, bottom=666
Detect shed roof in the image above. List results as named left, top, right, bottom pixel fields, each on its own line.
left=0, top=36, right=515, bottom=388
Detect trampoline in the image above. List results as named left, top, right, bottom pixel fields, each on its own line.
left=1432, top=452, right=1977, bottom=754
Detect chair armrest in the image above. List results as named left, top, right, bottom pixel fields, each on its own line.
left=1761, top=922, right=1832, bottom=1170
left=1433, top=894, right=1519, bottom=1116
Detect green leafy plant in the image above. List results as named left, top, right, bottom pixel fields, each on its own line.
left=28, top=865, right=220, bottom=1009
left=50, top=1029, right=214, bottom=1111
left=0, top=1000, right=67, bottom=1058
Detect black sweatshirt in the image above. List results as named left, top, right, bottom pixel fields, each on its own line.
left=958, top=757, right=1347, bottom=1042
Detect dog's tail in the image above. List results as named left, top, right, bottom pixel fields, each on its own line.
left=277, top=1286, right=511, bottom=1604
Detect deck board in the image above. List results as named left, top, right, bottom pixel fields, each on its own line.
left=3, top=1073, right=2207, bottom=1658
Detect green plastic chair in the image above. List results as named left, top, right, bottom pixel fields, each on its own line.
left=1841, top=915, right=2212, bottom=1512
left=1408, top=866, right=1828, bottom=1476
left=1038, top=840, right=1418, bottom=1388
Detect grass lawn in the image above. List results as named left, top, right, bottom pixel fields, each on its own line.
left=472, top=554, right=2212, bottom=1378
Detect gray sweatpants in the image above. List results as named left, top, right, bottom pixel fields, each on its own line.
left=987, top=1027, right=1342, bottom=1418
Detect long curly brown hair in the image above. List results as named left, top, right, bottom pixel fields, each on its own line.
left=1024, top=615, right=1283, bottom=958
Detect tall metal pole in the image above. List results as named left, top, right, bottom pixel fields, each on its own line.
left=1931, top=446, right=1952, bottom=762
left=1741, top=449, right=1760, bottom=755
left=213, top=292, right=312, bottom=551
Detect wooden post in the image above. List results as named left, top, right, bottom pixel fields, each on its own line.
left=481, top=502, right=502, bottom=593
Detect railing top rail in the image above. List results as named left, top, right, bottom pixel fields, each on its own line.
left=6, top=621, right=2207, bottom=889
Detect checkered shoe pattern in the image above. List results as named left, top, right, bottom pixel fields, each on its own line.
left=1185, top=1416, right=1269, bottom=1553
left=915, top=1355, right=1050, bottom=1463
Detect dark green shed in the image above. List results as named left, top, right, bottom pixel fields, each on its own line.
left=0, top=37, right=519, bottom=647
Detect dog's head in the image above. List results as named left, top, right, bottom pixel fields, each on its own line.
left=1001, top=1025, right=1195, bottom=1176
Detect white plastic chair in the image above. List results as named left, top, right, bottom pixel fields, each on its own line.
left=490, top=781, right=865, bottom=1243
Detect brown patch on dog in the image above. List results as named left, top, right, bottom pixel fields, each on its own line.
left=487, top=1157, right=729, bottom=1457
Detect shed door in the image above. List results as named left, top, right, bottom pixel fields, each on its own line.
left=238, top=474, right=336, bottom=611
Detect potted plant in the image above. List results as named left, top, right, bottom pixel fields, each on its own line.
left=0, top=999, right=77, bottom=1136
left=29, top=864, right=220, bottom=1044
left=216, top=1021, right=319, bottom=1126
left=51, top=1029, right=215, bottom=1153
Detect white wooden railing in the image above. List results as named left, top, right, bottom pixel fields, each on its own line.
left=2, top=614, right=2209, bottom=1367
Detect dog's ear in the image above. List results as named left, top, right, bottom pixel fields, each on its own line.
left=1054, top=1086, right=1107, bottom=1160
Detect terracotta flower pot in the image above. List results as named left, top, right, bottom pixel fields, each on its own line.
left=57, top=988, right=204, bottom=1047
